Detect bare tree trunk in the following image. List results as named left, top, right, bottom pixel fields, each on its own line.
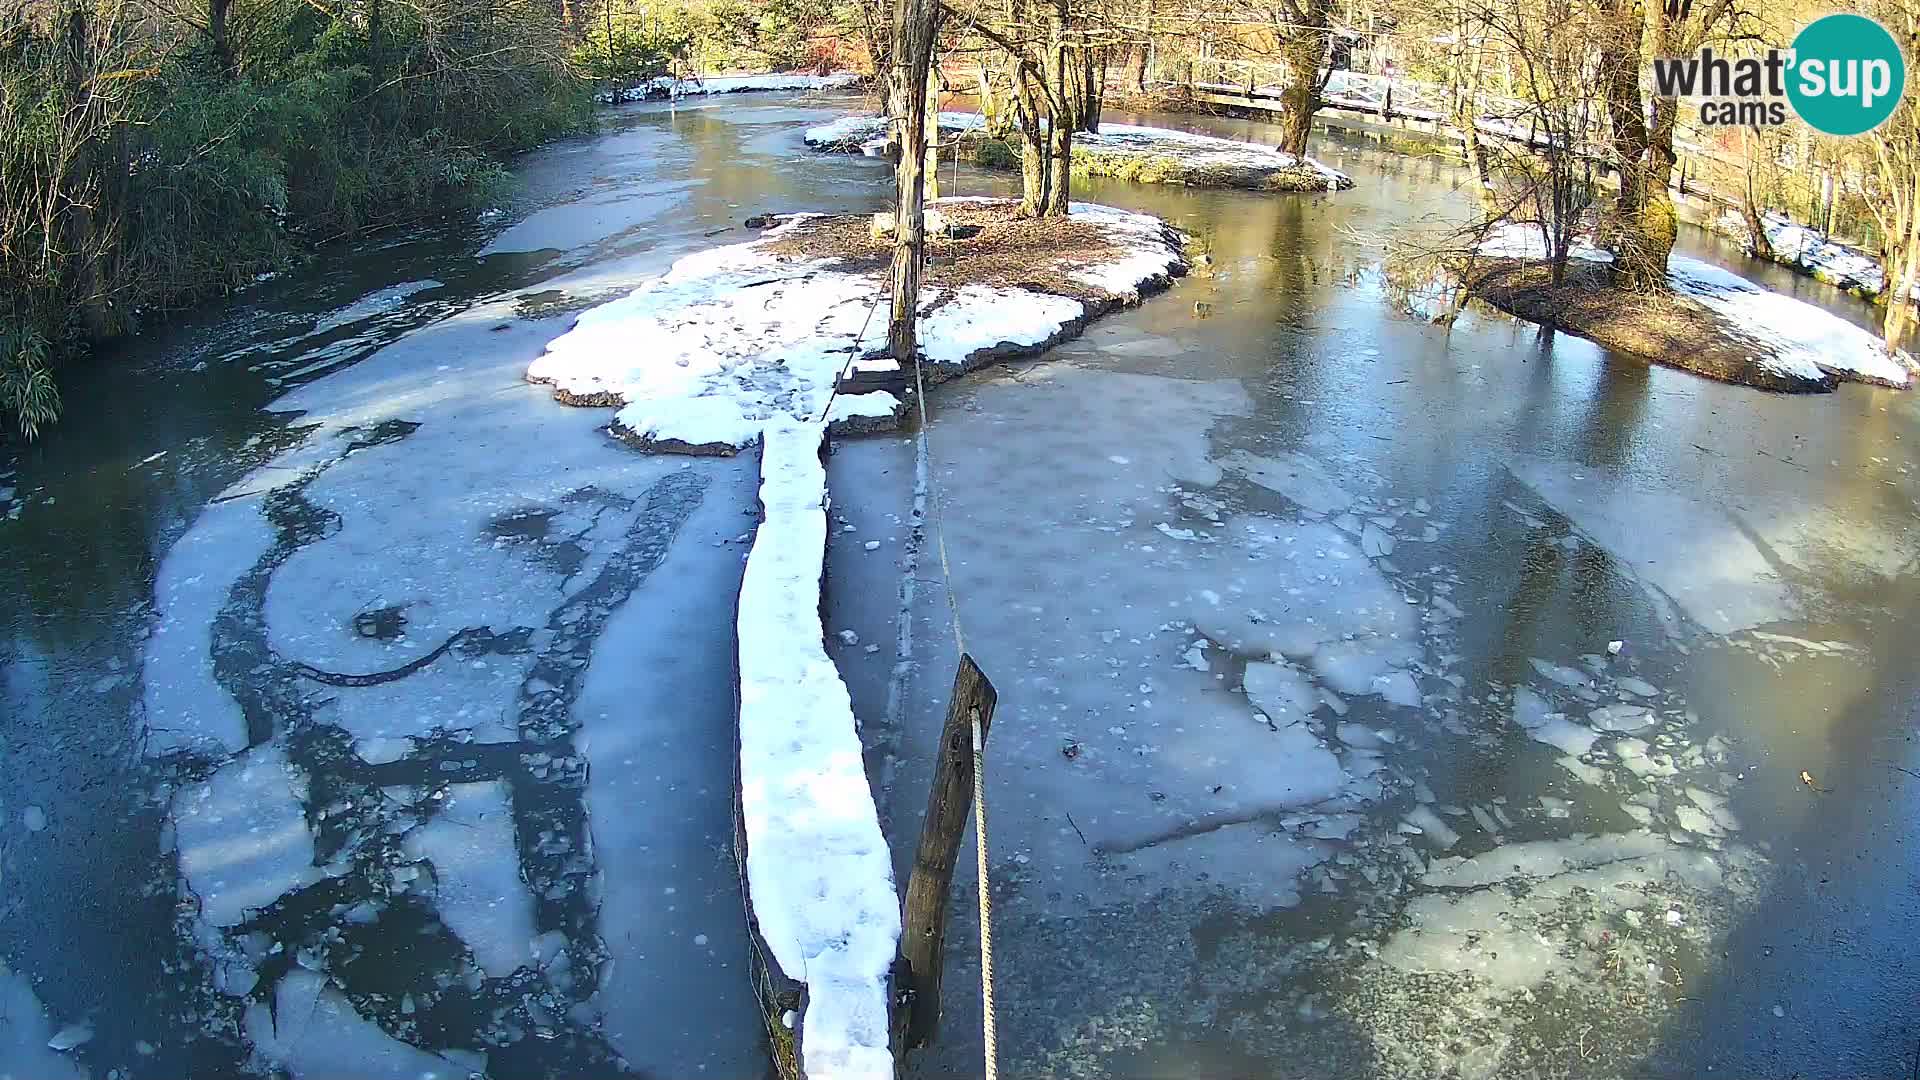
left=1886, top=205, right=1918, bottom=350
left=209, top=0, right=236, bottom=78
left=1043, top=0, right=1072, bottom=216
left=886, top=0, right=940, bottom=362
left=924, top=71, right=940, bottom=201
left=1012, top=66, right=1050, bottom=216
left=1045, top=115, right=1071, bottom=215
left=1127, top=0, right=1153, bottom=91
left=1275, top=0, right=1331, bottom=157
left=1739, top=127, right=1773, bottom=260
left=1453, top=25, right=1497, bottom=215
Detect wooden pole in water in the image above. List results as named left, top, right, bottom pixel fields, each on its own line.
left=896, top=654, right=997, bottom=1055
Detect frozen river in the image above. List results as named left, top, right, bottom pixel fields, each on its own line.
left=1, top=92, right=1916, bottom=1079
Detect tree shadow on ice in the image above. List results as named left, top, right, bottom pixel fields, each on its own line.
left=1628, top=575, right=1920, bottom=1080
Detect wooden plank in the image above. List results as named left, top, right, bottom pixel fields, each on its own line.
left=894, top=654, right=998, bottom=1057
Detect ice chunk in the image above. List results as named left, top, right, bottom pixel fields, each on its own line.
left=402, top=781, right=537, bottom=979
left=172, top=744, right=329, bottom=927
left=246, top=968, right=477, bottom=1079
left=1528, top=657, right=1591, bottom=688
left=1403, top=804, right=1460, bottom=850
left=1588, top=704, right=1655, bottom=733
left=1511, top=460, right=1797, bottom=634
left=1244, top=661, right=1318, bottom=725
left=1224, top=451, right=1353, bottom=516
left=0, top=959, right=84, bottom=1080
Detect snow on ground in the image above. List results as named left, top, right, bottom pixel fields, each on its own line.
left=1477, top=223, right=1916, bottom=388
left=803, top=111, right=1352, bottom=188
left=1474, top=221, right=1615, bottom=264
left=1667, top=255, right=1915, bottom=387
left=597, top=72, right=860, bottom=103
left=401, top=781, right=538, bottom=979
left=1718, top=209, right=1915, bottom=304
left=737, top=421, right=898, bottom=1080
left=526, top=200, right=1186, bottom=453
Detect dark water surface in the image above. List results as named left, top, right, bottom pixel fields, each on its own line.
left=1, top=94, right=1913, bottom=1079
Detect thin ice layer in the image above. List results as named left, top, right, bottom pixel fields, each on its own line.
left=737, top=421, right=898, bottom=1080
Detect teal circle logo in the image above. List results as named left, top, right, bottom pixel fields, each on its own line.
left=1787, top=14, right=1907, bottom=135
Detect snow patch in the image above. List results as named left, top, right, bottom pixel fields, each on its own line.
left=1667, top=255, right=1914, bottom=387
left=737, top=421, right=898, bottom=1080
left=527, top=201, right=1185, bottom=452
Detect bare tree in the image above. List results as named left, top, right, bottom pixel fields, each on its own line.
left=885, top=0, right=942, bottom=360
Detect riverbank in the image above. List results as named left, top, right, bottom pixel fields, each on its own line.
left=1465, top=226, right=1915, bottom=393
left=1713, top=209, right=1916, bottom=310
left=595, top=71, right=864, bottom=104
left=805, top=112, right=1351, bottom=192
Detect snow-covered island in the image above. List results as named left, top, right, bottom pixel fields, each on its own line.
left=528, top=197, right=1189, bottom=451
left=1467, top=223, right=1917, bottom=393
left=526, top=197, right=1187, bottom=1079
left=596, top=71, right=862, bottom=104
left=806, top=112, right=1354, bottom=193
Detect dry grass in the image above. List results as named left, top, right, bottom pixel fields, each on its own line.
left=759, top=199, right=1138, bottom=304
left=1466, top=258, right=1839, bottom=393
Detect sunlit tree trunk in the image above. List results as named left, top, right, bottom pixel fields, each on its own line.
left=1739, top=127, right=1773, bottom=261
left=886, top=0, right=941, bottom=362
left=1275, top=0, right=1332, bottom=157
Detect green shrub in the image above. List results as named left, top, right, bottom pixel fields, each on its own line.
left=0, top=0, right=592, bottom=439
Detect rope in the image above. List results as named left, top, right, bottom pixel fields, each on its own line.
left=911, top=330, right=995, bottom=1080
left=971, top=699, right=998, bottom=1079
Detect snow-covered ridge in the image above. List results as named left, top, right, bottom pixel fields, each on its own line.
left=597, top=71, right=861, bottom=104
left=1475, top=223, right=1917, bottom=389
left=526, top=199, right=1189, bottom=454
left=803, top=111, right=1352, bottom=191
left=737, top=421, right=898, bottom=1080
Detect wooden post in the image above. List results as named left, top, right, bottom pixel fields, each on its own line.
left=896, top=654, right=997, bottom=1053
